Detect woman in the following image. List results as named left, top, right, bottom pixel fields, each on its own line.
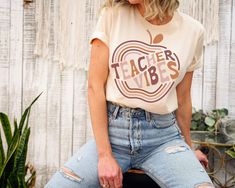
left=46, top=0, right=215, bottom=187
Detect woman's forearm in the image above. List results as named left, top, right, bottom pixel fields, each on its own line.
left=175, top=99, right=193, bottom=148
left=88, top=86, right=112, bottom=157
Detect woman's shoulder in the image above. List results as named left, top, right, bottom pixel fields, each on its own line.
left=178, top=11, right=205, bottom=34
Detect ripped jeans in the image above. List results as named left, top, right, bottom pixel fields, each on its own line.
left=45, top=101, right=215, bottom=188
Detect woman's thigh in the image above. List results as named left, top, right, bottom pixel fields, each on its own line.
left=138, top=138, right=215, bottom=188
left=45, top=139, right=130, bottom=188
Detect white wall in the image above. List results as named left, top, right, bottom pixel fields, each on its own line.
left=0, top=0, right=234, bottom=187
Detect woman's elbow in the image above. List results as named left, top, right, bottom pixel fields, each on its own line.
left=87, top=81, right=105, bottom=98
left=177, top=94, right=192, bottom=108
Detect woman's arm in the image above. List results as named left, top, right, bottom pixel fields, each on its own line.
left=88, top=39, right=123, bottom=188
left=175, top=72, right=194, bottom=148
left=88, top=38, right=111, bottom=156
left=176, top=72, right=208, bottom=168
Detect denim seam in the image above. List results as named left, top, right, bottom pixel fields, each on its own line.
left=112, top=105, right=120, bottom=119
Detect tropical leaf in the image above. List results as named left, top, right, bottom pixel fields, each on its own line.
left=7, top=171, right=18, bottom=188
left=18, top=107, right=30, bottom=136
left=0, top=131, right=5, bottom=166
left=13, top=118, right=18, bottom=137
left=0, top=92, right=42, bottom=187
left=19, top=92, right=43, bottom=134
left=15, top=128, right=30, bottom=178
left=0, top=113, right=13, bottom=147
left=0, top=130, right=20, bottom=179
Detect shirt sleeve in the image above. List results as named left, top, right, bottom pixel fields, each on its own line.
left=90, top=7, right=112, bottom=47
left=186, top=29, right=205, bottom=72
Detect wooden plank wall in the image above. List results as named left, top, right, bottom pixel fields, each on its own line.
left=0, top=0, right=234, bottom=187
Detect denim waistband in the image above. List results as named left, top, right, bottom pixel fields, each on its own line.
left=107, top=101, right=175, bottom=121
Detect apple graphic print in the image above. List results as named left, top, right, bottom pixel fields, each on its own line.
left=111, top=30, right=180, bottom=103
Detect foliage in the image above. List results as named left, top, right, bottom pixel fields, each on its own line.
left=0, top=93, right=42, bottom=188
left=225, top=145, right=235, bottom=159
left=191, top=107, right=228, bottom=132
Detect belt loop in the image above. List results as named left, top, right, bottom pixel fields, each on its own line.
left=145, top=111, right=151, bottom=122
left=112, top=104, right=120, bottom=119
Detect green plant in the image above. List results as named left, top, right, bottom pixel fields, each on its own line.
left=191, top=107, right=228, bottom=132
left=0, top=92, right=42, bottom=188
left=225, top=145, right=235, bottom=159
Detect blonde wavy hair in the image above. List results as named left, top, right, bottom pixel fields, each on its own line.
left=103, top=0, right=179, bottom=20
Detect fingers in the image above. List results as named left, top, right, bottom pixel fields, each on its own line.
left=100, top=169, right=123, bottom=188
left=200, top=154, right=209, bottom=169
left=100, top=178, right=110, bottom=188
left=114, top=170, right=123, bottom=188
left=109, top=178, right=115, bottom=188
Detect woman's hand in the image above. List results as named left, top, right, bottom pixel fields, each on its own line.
left=98, top=153, right=123, bottom=188
left=194, top=149, right=209, bottom=169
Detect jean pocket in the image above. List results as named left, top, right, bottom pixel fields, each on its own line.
left=150, top=114, right=176, bottom=129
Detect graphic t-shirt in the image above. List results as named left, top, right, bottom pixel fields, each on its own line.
left=90, top=5, right=205, bottom=114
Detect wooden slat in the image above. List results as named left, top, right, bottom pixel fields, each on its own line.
left=8, top=0, right=23, bottom=122
left=0, top=0, right=10, bottom=113
left=60, top=68, right=74, bottom=165
left=31, top=59, right=48, bottom=187
left=229, top=0, right=235, bottom=118
left=45, top=0, right=61, bottom=181
left=46, top=61, right=61, bottom=180
left=216, top=0, right=232, bottom=109
left=191, top=68, right=203, bottom=110
left=23, top=2, right=48, bottom=187
left=202, top=44, right=217, bottom=111
left=22, top=0, right=36, bottom=172
left=72, top=70, right=87, bottom=154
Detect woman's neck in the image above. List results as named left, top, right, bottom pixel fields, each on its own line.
left=136, top=4, right=173, bottom=26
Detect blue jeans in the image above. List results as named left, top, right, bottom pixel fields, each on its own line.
left=45, top=101, right=214, bottom=188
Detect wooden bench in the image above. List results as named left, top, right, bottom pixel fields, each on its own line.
left=123, top=169, right=161, bottom=188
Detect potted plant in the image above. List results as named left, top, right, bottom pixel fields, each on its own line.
left=0, top=92, right=42, bottom=188
left=190, top=107, right=228, bottom=134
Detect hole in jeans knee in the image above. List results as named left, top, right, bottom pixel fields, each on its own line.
left=194, top=182, right=215, bottom=188
left=164, top=145, right=188, bottom=154
left=59, top=166, right=83, bottom=183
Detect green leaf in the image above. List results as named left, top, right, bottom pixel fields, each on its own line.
left=19, top=92, right=43, bottom=134
left=205, top=117, right=216, bottom=127
left=191, top=121, right=198, bottom=130
left=225, top=150, right=235, bottom=158
left=18, top=107, right=30, bottom=135
left=15, top=128, right=30, bottom=178
left=7, top=171, right=18, bottom=188
left=13, top=118, right=18, bottom=132
left=193, top=112, right=202, bottom=121
left=218, top=108, right=228, bottom=118
left=198, top=124, right=206, bottom=131
left=207, top=126, right=215, bottom=132
left=0, top=131, right=5, bottom=166
left=0, top=130, right=20, bottom=179
left=0, top=113, right=13, bottom=146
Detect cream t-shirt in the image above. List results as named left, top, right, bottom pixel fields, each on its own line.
left=90, top=5, right=205, bottom=114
